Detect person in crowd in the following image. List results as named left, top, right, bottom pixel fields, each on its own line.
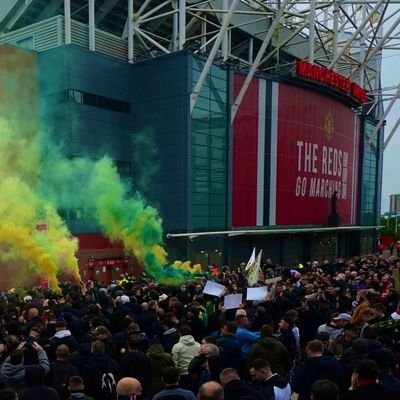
left=146, top=338, right=174, bottom=398
left=317, top=313, right=351, bottom=341
left=0, top=341, right=50, bottom=392
left=46, top=344, right=79, bottom=400
left=235, top=314, right=260, bottom=360
left=220, top=367, right=264, bottom=400
left=49, top=321, right=79, bottom=360
left=249, top=359, right=291, bottom=400
left=152, top=366, right=197, bottom=400
left=66, top=376, right=93, bottom=400
left=172, top=325, right=201, bottom=379
left=215, top=321, right=243, bottom=374
left=310, top=379, right=339, bottom=400
left=247, top=324, right=291, bottom=377
left=329, top=324, right=359, bottom=359
left=291, top=340, right=344, bottom=400
left=197, top=381, right=224, bottom=400
left=116, top=377, right=142, bottom=400
left=119, top=334, right=151, bottom=392
left=342, top=359, right=397, bottom=400
left=18, top=365, right=60, bottom=400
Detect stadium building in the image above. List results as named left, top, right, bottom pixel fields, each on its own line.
left=0, top=1, right=392, bottom=280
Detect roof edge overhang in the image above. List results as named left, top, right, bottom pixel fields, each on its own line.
left=166, top=226, right=380, bottom=239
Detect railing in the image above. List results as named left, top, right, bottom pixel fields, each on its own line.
left=0, top=15, right=146, bottom=62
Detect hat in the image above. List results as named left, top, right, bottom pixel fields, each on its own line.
left=158, top=294, right=168, bottom=302
left=120, top=295, right=130, bottom=304
left=23, top=295, right=33, bottom=303
left=390, top=310, right=400, bottom=320
left=333, top=313, right=352, bottom=321
left=93, top=326, right=109, bottom=335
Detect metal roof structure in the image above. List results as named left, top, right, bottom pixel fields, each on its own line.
left=0, top=1, right=399, bottom=142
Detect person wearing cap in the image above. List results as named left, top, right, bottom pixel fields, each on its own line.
left=329, top=324, right=359, bottom=359
left=317, top=313, right=351, bottom=341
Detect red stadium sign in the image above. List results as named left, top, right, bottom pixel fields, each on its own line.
left=272, top=83, right=360, bottom=225
left=296, top=60, right=367, bottom=104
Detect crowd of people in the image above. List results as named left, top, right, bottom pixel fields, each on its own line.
left=0, top=253, right=399, bottom=400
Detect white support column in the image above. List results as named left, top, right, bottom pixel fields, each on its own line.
left=201, top=17, right=207, bottom=53
left=328, top=0, right=384, bottom=69
left=128, top=0, right=134, bottom=63
left=358, top=3, right=367, bottom=86
left=368, top=85, right=400, bottom=149
left=222, top=0, right=229, bottom=61
left=64, top=0, right=71, bottom=44
left=231, top=0, right=290, bottom=123
left=383, top=116, right=400, bottom=151
left=190, top=0, right=240, bottom=114
left=179, top=0, right=186, bottom=50
left=172, top=0, right=179, bottom=51
left=349, top=13, right=400, bottom=81
left=332, top=1, right=339, bottom=70
left=89, top=0, right=95, bottom=51
left=308, top=0, right=315, bottom=63
left=249, top=37, right=253, bottom=63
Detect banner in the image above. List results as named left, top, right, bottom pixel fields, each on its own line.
left=247, top=250, right=262, bottom=286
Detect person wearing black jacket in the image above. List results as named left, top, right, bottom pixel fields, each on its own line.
left=249, top=359, right=291, bottom=400
left=292, top=340, right=344, bottom=400
left=220, top=368, right=264, bottom=400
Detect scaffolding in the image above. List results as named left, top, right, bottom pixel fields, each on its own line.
left=0, top=0, right=399, bottom=146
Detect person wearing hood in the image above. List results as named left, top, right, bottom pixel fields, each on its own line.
left=220, top=367, right=264, bottom=400
left=292, top=339, right=344, bottom=400
left=249, top=359, right=291, bottom=400
left=0, top=340, right=50, bottom=392
left=146, top=338, right=174, bottom=398
left=247, top=324, right=291, bottom=377
left=18, top=365, right=60, bottom=400
left=49, top=321, right=78, bottom=360
left=172, top=325, right=201, bottom=377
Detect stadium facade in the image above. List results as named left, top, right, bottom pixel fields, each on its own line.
left=0, top=1, right=389, bottom=280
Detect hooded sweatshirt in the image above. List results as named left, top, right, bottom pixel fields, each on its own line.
left=259, top=374, right=291, bottom=400
left=0, top=349, right=50, bottom=392
left=147, top=344, right=174, bottom=395
left=247, top=336, right=291, bottom=377
left=172, top=335, right=201, bottom=375
left=292, top=355, right=344, bottom=400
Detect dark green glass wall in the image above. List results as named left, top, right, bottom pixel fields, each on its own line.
left=191, top=57, right=228, bottom=230
left=360, top=121, right=378, bottom=225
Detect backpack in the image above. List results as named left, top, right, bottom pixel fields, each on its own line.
left=85, top=358, right=117, bottom=400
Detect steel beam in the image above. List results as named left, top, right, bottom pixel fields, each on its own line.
left=231, top=0, right=291, bottom=123
left=190, top=0, right=241, bottom=114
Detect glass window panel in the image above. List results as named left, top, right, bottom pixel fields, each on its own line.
left=192, top=169, right=209, bottom=181
left=192, top=216, right=209, bottom=228
left=192, top=205, right=210, bottom=216
left=210, top=205, right=226, bottom=217
left=193, top=132, right=209, bottom=146
left=193, top=146, right=209, bottom=158
left=192, top=107, right=210, bottom=119
left=192, top=193, right=208, bottom=203
left=209, top=135, right=225, bottom=148
left=193, top=180, right=210, bottom=192
left=209, top=194, right=226, bottom=205
left=210, top=182, right=224, bottom=192
left=193, top=156, right=209, bottom=169
left=210, top=147, right=226, bottom=160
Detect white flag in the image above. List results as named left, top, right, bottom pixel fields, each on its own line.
left=245, top=247, right=256, bottom=271
left=247, top=250, right=262, bottom=286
